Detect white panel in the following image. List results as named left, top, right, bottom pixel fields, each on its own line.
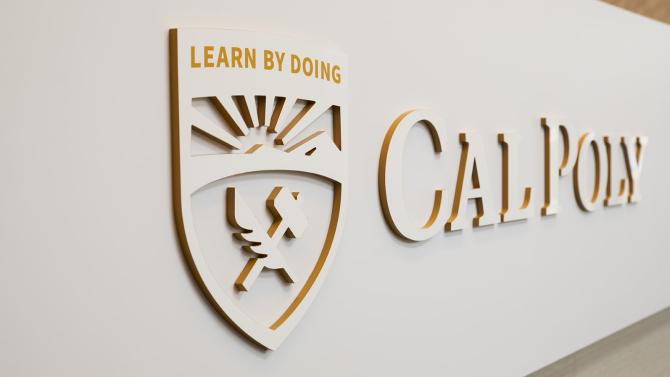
left=0, top=1, right=669, bottom=376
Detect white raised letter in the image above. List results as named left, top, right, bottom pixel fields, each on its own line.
left=622, top=136, right=648, bottom=203
left=498, top=132, right=533, bottom=222
left=379, top=110, right=450, bottom=241
left=603, top=135, right=627, bottom=207
left=573, top=132, right=605, bottom=212
left=541, top=118, right=576, bottom=216
left=446, top=132, right=498, bottom=231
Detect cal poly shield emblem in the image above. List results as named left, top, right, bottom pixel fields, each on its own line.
left=169, top=28, right=347, bottom=349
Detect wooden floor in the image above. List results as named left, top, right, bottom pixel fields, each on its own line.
left=528, top=307, right=670, bottom=377
left=603, top=0, right=670, bottom=24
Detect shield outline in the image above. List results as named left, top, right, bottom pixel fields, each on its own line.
left=168, top=28, right=347, bottom=350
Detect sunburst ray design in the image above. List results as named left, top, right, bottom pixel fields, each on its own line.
left=190, top=95, right=341, bottom=155
left=186, top=95, right=343, bottom=194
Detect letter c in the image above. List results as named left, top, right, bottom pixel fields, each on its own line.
left=379, top=110, right=449, bottom=241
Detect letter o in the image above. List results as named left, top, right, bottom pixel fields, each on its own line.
left=573, top=132, right=604, bottom=212
left=379, top=109, right=449, bottom=241
left=303, top=57, right=313, bottom=76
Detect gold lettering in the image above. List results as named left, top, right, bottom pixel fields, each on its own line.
left=231, top=47, right=243, bottom=68
left=275, top=51, right=285, bottom=71
left=193, top=46, right=340, bottom=83
left=244, top=48, right=256, bottom=68
left=203, top=46, right=214, bottom=68
left=320, top=61, right=330, bottom=81
left=303, top=57, right=313, bottom=76
left=264, top=50, right=274, bottom=70
left=217, top=47, right=229, bottom=67
left=332, top=65, right=341, bottom=84
left=291, top=54, right=300, bottom=73
left=190, top=46, right=201, bottom=68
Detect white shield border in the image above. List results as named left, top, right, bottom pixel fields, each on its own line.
left=169, top=28, right=347, bottom=350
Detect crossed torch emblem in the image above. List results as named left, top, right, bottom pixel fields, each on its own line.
left=226, top=186, right=308, bottom=291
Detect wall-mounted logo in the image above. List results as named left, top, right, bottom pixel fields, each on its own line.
left=170, top=28, right=347, bottom=350
left=379, top=110, right=647, bottom=242
left=169, top=28, right=647, bottom=351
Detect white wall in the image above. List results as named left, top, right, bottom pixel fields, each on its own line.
left=1, top=1, right=669, bottom=376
